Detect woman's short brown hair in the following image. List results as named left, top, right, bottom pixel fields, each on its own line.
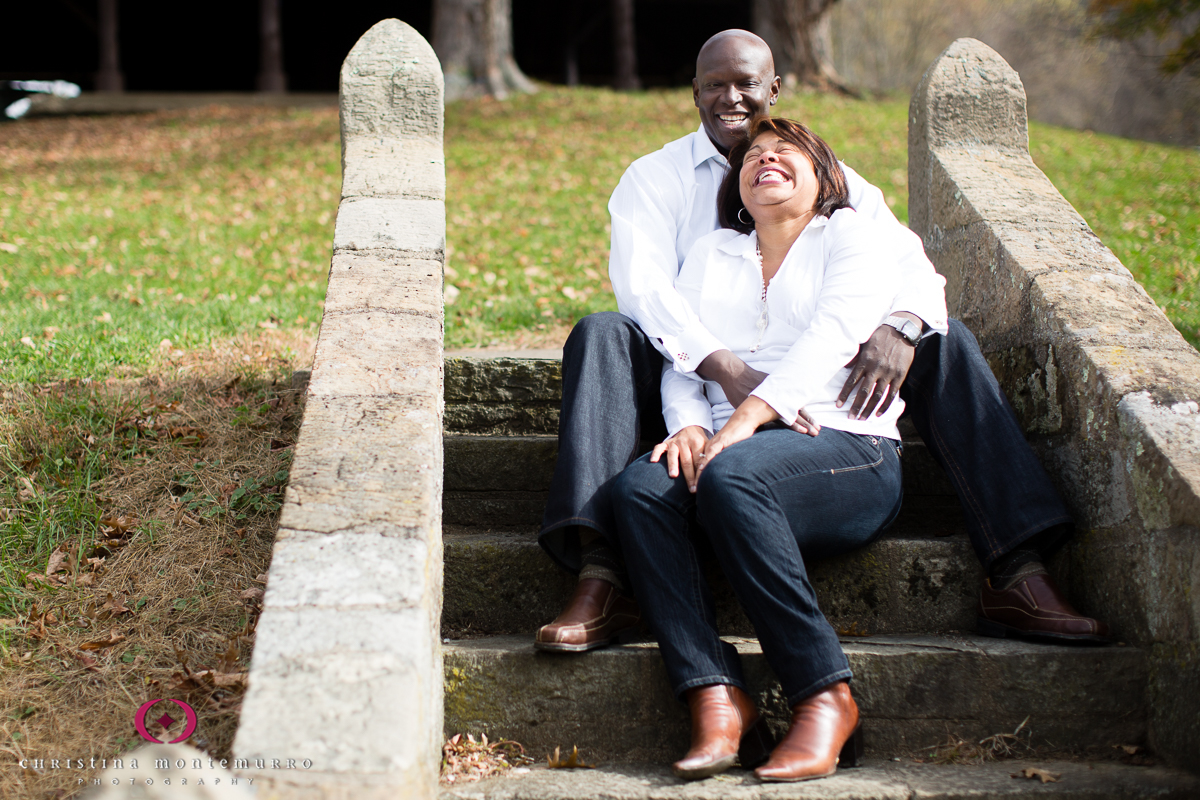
left=717, top=116, right=851, bottom=235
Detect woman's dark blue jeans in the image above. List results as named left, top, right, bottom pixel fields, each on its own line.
left=541, top=312, right=1072, bottom=573
left=612, top=428, right=903, bottom=706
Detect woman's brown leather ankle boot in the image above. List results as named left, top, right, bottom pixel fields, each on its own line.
left=755, top=680, right=862, bottom=782
left=672, top=684, right=772, bottom=780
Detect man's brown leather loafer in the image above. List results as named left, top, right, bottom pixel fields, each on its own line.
left=534, top=578, right=640, bottom=652
left=978, top=573, right=1110, bottom=643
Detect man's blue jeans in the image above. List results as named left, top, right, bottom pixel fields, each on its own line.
left=539, top=312, right=1072, bottom=572
left=613, top=428, right=903, bottom=703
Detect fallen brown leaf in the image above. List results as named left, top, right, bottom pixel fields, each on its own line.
left=546, top=745, right=596, bottom=769
left=239, top=587, right=264, bottom=602
left=46, top=546, right=69, bottom=576
left=99, top=514, right=137, bottom=537
left=1013, top=767, right=1061, bottom=784
left=55, top=643, right=101, bottom=672
left=17, top=475, right=39, bottom=501
left=101, top=592, right=131, bottom=616
left=168, top=426, right=209, bottom=446
left=210, top=671, right=246, bottom=688
left=26, top=572, right=68, bottom=588
left=79, top=630, right=126, bottom=651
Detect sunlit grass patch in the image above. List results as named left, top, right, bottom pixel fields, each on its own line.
left=0, top=106, right=336, bottom=384
left=1029, top=125, right=1200, bottom=347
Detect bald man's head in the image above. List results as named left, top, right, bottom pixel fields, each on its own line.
left=693, top=30, right=781, bottom=155
left=696, top=30, right=775, bottom=79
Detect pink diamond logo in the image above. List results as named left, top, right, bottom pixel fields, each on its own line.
left=156, top=712, right=177, bottom=730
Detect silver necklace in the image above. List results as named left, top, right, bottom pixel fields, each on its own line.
left=751, top=239, right=768, bottom=353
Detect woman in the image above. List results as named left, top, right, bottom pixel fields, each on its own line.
left=613, top=117, right=943, bottom=782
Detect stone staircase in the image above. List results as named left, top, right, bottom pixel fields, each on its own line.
left=438, top=354, right=1198, bottom=798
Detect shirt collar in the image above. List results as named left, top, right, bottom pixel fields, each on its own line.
left=716, top=215, right=831, bottom=257
left=692, top=126, right=728, bottom=169
left=718, top=229, right=759, bottom=258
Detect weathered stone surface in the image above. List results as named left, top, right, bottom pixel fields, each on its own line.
left=443, top=490, right=550, bottom=528
left=442, top=532, right=982, bottom=636
left=323, top=251, right=443, bottom=318
left=444, top=635, right=1146, bottom=762
left=440, top=760, right=1200, bottom=800
left=265, top=531, right=432, bottom=609
left=445, top=357, right=562, bottom=402
left=279, top=396, right=441, bottom=536
left=332, top=197, right=445, bottom=255
left=443, top=402, right=559, bottom=436
left=339, top=19, right=442, bottom=142
left=236, top=18, right=445, bottom=798
left=444, top=436, right=558, bottom=492
left=909, top=38, right=1200, bottom=768
left=341, top=137, right=445, bottom=201
left=238, top=607, right=438, bottom=777
left=308, top=312, right=441, bottom=398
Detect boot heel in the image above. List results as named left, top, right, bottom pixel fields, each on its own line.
left=837, top=724, right=864, bottom=768
left=738, top=715, right=775, bottom=769
left=976, top=616, right=1010, bottom=639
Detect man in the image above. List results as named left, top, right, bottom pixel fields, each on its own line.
left=533, top=29, right=1108, bottom=652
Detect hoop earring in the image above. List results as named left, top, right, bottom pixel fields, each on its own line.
left=737, top=207, right=753, bottom=226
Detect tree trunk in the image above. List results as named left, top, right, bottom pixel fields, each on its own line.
left=96, top=0, right=124, bottom=92
left=433, top=0, right=536, bottom=101
left=611, top=0, right=640, bottom=90
left=752, top=0, right=856, bottom=95
left=257, top=0, right=287, bottom=93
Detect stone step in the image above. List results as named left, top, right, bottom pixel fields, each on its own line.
left=443, top=434, right=963, bottom=530
left=441, top=759, right=1200, bottom=800
left=443, top=635, right=1147, bottom=765
left=445, top=356, right=562, bottom=436
left=442, top=529, right=984, bottom=637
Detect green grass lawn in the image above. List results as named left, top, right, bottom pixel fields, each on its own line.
left=1, top=87, right=1197, bottom=383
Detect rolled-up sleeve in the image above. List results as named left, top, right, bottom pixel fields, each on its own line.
left=842, top=164, right=949, bottom=336
left=750, top=212, right=903, bottom=424
left=608, top=163, right=727, bottom=372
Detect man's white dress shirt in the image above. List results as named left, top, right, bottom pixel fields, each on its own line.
left=607, top=127, right=949, bottom=377
left=661, top=210, right=940, bottom=442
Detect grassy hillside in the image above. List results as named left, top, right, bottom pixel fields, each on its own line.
left=0, top=87, right=1196, bottom=382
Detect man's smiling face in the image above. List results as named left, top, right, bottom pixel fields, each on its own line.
left=692, top=31, right=780, bottom=156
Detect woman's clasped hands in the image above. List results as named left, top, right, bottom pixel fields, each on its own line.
left=651, top=397, right=822, bottom=493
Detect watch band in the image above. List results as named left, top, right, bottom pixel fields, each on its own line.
left=883, top=315, right=922, bottom=346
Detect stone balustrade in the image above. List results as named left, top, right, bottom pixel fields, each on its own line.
left=233, top=19, right=446, bottom=799
left=909, top=38, right=1200, bottom=770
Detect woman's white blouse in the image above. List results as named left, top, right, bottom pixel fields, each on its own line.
left=662, top=208, right=943, bottom=441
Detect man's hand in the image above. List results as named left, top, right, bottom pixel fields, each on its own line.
left=650, top=425, right=710, bottom=493
left=696, top=350, right=767, bottom=408
left=837, top=318, right=919, bottom=420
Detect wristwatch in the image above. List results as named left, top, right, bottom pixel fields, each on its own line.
left=883, top=315, right=922, bottom=346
